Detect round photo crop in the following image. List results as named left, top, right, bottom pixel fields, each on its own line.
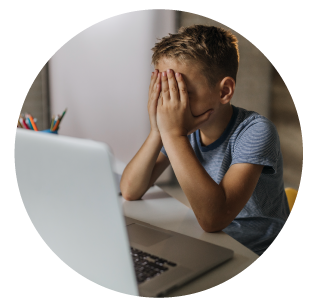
left=15, top=10, right=302, bottom=297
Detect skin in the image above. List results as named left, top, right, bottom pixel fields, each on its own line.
left=120, top=57, right=264, bottom=232
left=155, top=58, right=235, bottom=146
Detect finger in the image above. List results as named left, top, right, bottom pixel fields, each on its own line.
left=175, top=73, right=189, bottom=105
left=167, top=69, right=179, bottom=101
left=188, top=110, right=213, bottom=135
left=161, top=71, right=170, bottom=101
left=150, top=73, right=161, bottom=104
left=149, top=70, right=158, bottom=98
left=193, top=110, right=213, bottom=128
left=158, top=91, right=163, bottom=107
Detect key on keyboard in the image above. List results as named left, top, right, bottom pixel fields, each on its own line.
left=130, top=247, right=177, bottom=284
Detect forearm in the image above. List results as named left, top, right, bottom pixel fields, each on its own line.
left=161, top=134, right=227, bottom=232
left=120, top=131, right=163, bottom=200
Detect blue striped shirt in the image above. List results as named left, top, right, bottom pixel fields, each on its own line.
left=161, top=105, right=290, bottom=255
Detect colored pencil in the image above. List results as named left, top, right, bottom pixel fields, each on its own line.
left=20, top=117, right=30, bottom=129
left=25, top=117, right=33, bottom=130
left=27, top=114, right=38, bottom=131
left=59, top=108, right=67, bottom=122
left=51, top=115, right=59, bottom=131
left=50, top=115, right=55, bottom=130
left=52, top=108, right=67, bottom=131
left=52, top=119, right=60, bottom=131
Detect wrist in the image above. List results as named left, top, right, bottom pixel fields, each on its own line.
left=160, top=132, right=188, bottom=146
left=149, top=129, right=163, bottom=145
left=161, top=132, right=189, bottom=149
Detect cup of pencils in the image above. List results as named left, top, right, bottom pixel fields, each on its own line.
left=46, top=108, right=67, bottom=134
left=18, top=113, right=39, bottom=131
left=17, top=108, right=67, bottom=134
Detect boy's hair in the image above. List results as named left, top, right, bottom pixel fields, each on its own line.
left=151, top=25, right=239, bottom=86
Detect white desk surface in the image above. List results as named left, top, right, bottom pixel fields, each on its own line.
left=121, top=185, right=258, bottom=297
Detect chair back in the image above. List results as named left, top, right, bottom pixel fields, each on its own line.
left=285, top=188, right=298, bottom=211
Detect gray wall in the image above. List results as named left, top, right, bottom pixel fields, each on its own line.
left=20, top=64, right=50, bottom=131
left=270, top=68, right=302, bottom=188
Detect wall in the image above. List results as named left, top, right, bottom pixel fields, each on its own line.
left=270, top=68, right=302, bottom=188
left=20, top=64, right=50, bottom=131
left=48, top=10, right=176, bottom=164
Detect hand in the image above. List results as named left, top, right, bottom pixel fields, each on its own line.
left=147, top=70, right=161, bottom=134
left=157, top=69, right=212, bottom=138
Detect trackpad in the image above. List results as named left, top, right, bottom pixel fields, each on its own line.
left=127, top=224, right=172, bottom=247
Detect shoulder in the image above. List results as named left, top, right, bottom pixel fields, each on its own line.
left=231, top=107, right=281, bottom=173
left=233, top=106, right=279, bottom=145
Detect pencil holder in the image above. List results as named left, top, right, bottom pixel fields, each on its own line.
left=41, top=129, right=58, bottom=134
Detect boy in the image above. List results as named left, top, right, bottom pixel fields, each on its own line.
left=120, top=25, right=290, bottom=256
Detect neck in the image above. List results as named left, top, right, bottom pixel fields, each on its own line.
left=199, top=104, right=233, bottom=146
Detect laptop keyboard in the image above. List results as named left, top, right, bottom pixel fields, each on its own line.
left=130, top=247, right=177, bottom=284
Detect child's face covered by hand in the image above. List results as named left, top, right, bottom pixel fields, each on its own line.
left=154, top=57, right=221, bottom=136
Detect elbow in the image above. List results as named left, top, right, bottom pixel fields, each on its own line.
left=120, top=178, right=137, bottom=201
left=195, top=202, right=230, bottom=233
left=201, top=225, right=222, bottom=233
left=121, top=192, right=139, bottom=201
left=203, top=227, right=222, bottom=233
left=120, top=188, right=141, bottom=201
left=120, top=181, right=142, bottom=201
left=198, top=217, right=226, bottom=233
left=121, top=192, right=133, bottom=201
left=119, top=187, right=131, bottom=202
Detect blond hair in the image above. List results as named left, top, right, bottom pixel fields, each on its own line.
left=151, top=25, right=239, bottom=86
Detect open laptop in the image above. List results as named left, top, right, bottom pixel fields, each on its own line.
left=15, top=129, right=233, bottom=297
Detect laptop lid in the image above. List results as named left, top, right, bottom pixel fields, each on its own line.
left=15, top=129, right=138, bottom=296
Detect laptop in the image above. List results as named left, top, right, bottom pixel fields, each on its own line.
left=15, top=129, right=233, bottom=297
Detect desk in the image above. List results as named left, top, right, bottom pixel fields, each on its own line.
left=121, top=185, right=258, bottom=297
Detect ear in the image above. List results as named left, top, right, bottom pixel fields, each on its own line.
left=219, top=77, right=235, bottom=104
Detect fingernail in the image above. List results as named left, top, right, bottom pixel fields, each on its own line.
left=162, top=71, right=166, bottom=77
left=176, top=72, right=180, bottom=77
left=167, top=69, right=170, bottom=73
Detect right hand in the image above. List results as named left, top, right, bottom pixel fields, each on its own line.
left=148, top=70, right=161, bottom=133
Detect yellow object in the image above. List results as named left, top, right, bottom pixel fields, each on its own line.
left=285, top=188, right=298, bottom=211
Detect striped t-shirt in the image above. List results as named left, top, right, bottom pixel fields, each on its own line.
left=161, top=105, right=290, bottom=256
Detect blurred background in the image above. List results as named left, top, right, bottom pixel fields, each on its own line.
left=20, top=10, right=302, bottom=204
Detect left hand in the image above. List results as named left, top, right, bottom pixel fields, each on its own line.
left=156, top=69, right=212, bottom=138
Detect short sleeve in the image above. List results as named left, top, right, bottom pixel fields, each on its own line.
left=160, top=145, right=168, bottom=158
left=231, top=119, right=280, bottom=174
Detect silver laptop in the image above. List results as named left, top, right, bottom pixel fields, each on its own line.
left=15, top=129, right=233, bottom=297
